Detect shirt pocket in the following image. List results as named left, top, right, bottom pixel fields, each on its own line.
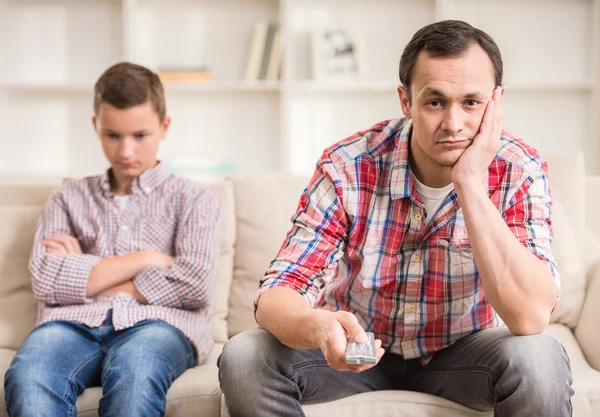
left=434, top=238, right=478, bottom=315
left=139, top=216, right=178, bottom=255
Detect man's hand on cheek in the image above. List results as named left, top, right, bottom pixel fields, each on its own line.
left=452, top=86, right=504, bottom=187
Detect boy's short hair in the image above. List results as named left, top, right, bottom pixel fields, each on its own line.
left=94, top=62, right=166, bottom=122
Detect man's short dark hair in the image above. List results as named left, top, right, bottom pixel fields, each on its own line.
left=94, top=62, right=166, bottom=122
left=399, top=20, right=503, bottom=100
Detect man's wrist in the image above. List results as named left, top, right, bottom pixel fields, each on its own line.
left=454, top=178, right=486, bottom=196
left=305, top=309, right=333, bottom=349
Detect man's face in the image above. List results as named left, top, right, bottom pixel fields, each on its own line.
left=398, top=44, right=497, bottom=168
left=93, top=101, right=170, bottom=181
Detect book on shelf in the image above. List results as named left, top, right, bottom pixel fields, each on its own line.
left=245, top=21, right=282, bottom=82
left=158, top=69, right=211, bottom=83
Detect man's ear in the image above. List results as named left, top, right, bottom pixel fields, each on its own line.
left=397, top=86, right=412, bottom=119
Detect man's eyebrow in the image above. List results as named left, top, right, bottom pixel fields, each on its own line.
left=422, top=88, right=447, bottom=97
left=463, top=92, right=488, bottom=100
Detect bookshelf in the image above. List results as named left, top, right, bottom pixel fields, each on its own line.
left=0, top=0, right=599, bottom=179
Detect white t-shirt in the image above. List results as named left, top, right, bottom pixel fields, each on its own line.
left=412, top=175, right=455, bottom=225
left=113, top=195, right=130, bottom=212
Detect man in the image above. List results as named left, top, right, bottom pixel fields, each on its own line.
left=4, top=62, right=221, bottom=416
left=218, top=20, right=573, bottom=416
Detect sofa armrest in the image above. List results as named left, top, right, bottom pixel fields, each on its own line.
left=574, top=258, right=600, bottom=371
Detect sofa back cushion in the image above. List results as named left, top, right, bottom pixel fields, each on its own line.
left=0, top=179, right=235, bottom=349
left=201, top=180, right=236, bottom=344
left=544, top=153, right=587, bottom=327
left=0, top=185, right=56, bottom=349
left=229, top=175, right=309, bottom=337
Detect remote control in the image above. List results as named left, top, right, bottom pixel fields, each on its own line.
left=345, top=332, right=377, bottom=365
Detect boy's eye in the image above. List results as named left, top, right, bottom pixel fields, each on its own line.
left=108, top=133, right=119, bottom=139
left=134, top=134, right=146, bottom=139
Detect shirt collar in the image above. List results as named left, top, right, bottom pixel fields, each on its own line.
left=100, top=161, right=170, bottom=197
left=390, top=118, right=415, bottom=200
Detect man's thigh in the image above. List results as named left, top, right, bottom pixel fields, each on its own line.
left=404, top=327, right=572, bottom=411
left=103, top=320, right=195, bottom=381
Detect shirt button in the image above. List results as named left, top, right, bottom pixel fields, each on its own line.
left=412, top=254, right=419, bottom=262
left=144, top=187, right=152, bottom=193
left=415, top=213, right=422, bottom=221
left=407, top=304, right=415, bottom=312
left=121, top=225, right=129, bottom=231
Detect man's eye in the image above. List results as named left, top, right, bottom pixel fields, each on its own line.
left=428, top=100, right=442, bottom=107
left=465, top=100, right=479, bottom=106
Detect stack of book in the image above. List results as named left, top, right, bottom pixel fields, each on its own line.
left=244, top=21, right=282, bottom=82
left=157, top=69, right=211, bottom=83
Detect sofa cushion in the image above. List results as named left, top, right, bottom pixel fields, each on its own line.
left=199, top=180, right=236, bottom=344
left=0, top=344, right=223, bottom=417
left=542, top=153, right=587, bottom=327
left=229, top=175, right=309, bottom=337
left=544, top=153, right=585, bottom=245
left=0, top=207, right=43, bottom=350
left=549, top=198, right=585, bottom=328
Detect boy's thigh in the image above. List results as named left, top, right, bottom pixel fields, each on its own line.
left=8, top=320, right=103, bottom=387
left=104, top=320, right=195, bottom=378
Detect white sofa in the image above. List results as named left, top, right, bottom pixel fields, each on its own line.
left=0, top=152, right=598, bottom=416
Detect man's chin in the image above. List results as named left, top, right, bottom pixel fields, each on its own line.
left=433, top=149, right=465, bottom=168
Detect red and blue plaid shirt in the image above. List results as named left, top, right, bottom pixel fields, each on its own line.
left=257, top=118, right=559, bottom=360
left=29, top=162, right=221, bottom=363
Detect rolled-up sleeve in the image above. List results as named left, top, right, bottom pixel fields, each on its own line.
left=255, top=154, right=348, bottom=311
left=29, top=191, right=101, bottom=305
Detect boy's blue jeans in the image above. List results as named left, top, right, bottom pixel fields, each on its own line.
left=4, top=311, right=195, bottom=417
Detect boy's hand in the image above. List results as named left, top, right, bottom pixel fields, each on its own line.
left=99, top=280, right=148, bottom=303
left=142, top=250, right=175, bottom=270
left=452, top=86, right=503, bottom=188
left=42, top=233, right=83, bottom=256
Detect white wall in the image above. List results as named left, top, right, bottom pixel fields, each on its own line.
left=0, top=0, right=598, bottom=180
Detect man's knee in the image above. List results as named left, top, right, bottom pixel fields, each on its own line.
left=499, top=333, right=572, bottom=392
left=218, top=328, right=286, bottom=386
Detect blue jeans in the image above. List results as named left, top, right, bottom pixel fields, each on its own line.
left=4, top=311, right=196, bottom=417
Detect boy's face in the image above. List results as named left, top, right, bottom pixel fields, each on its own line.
left=398, top=43, right=496, bottom=169
left=93, top=101, right=170, bottom=182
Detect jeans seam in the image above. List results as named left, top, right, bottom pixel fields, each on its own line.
left=286, top=359, right=329, bottom=415
left=63, top=350, right=103, bottom=416
left=418, top=366, right=499, bottom=404
left=288, top=359, right=329, bottom=379
left=420, top=366, right=500, bottom=381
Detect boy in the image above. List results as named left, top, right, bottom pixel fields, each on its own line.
left=4, top=62, right=221, bottom=417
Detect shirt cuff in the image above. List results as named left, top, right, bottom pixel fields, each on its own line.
left=132, top=265, right=176, bottom=307
left=53, top=253, right=101, bottom=304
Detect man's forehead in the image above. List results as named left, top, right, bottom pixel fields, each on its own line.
left=411, top=46, right=496, bottom=89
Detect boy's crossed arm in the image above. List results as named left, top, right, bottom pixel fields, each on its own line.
left=41, top=233, right=174, bottom=304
